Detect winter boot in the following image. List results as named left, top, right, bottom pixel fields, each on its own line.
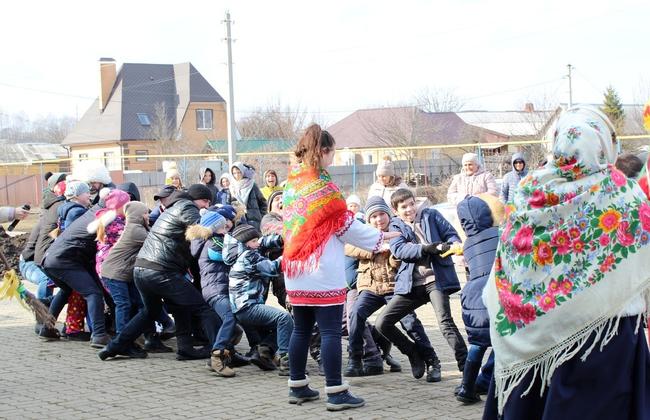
left=344, top=356, right=363, bottom=377
left=98, top=343, right=148, bottom=360
left=90, top=334, right=111, bottom=349
left=249, top=345, right=277, bottom=371
left=325, top=382, right=365, bottom=411
left=425, top=357, right=442, bottom=383
left=362, top=358, right=384, bottom=376
left=407, top=349, right=425, bottom=379
left=144, top=332, right=173, bottom=353
left=277, top=353, right=290, bottom=376
left=176, top=335, right=211, bottom=360
left=456, top=360, right=482, bottom=404
left=227, top=350, right=250, bottom=367
left=209, top=349, right=236, bottom=377
left=288, top=377, right=320, bottom=405
left=383, top=353, right=402, bottom=372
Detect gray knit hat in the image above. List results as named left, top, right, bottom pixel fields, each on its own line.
left=232, top=224, right=260, bottom=244
left=64, top=180, right=90, bottom=199
left=365, top=196, right=392, bottom=221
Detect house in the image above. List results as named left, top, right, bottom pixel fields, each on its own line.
left=63, top=58, right=227, bottom=172
left=0, top=141, right=70, bottom=175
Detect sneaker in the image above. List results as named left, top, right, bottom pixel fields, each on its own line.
left=425, top=359, right=442, bottom=383
left=362, top=363, right=384, bottom=376
left=176, top=345, right=211, bottom=360
left=456, top=385, right=481, bottom=404
left=249, top=347, right=277, bottom=371
left=277, top=353, right=290, bottom=376
left=288, top=378, right=320, bottom=405
left=227, top=351, right=250, bottom=367
left=383, top=353, right=402, bottom=373
left=98, top=344, right=148, bottom=361
left=407, top=350, right=426, bottom=379
left=326, top=384, right=365, bottom=412
left=344, top=357, right=363, bottom=377
left=64, top=331, right=92, bottom=342
left=38, top=326, right=61, bottom=341
left=210, top=349, right=236, bottom=377
left=90, top=334, right=111, bottom=349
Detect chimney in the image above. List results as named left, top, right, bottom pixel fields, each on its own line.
left=99, top=58, right=116, bottom=112
left=524, top=102, right=534, bottom=113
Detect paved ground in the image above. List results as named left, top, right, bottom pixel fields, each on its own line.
left=0, top=279, right=486, bottom=420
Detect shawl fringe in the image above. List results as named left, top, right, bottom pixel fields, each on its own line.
left=495, top=277, right=650, bottom=415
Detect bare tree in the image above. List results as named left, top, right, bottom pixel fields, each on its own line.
left=146, top=102, right=181, bottom=155
left=414, top=87, right=465, bottom=112
left=236, top=101, right=309, bottom=141
left=0, top=110, right=75, bottom=144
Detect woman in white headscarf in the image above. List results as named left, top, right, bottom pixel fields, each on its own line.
left=483, top=106, right=650, bottom=419
left=230, top=162, right=267, bottom=231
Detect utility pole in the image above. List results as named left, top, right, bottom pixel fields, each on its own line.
left=224, top=11, right=236, bottom=165
left=567, top=64, right=573, bottom=108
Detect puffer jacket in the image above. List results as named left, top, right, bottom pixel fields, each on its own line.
left=56, top=201, right=88, bottom=233
left=135, top=193, right=203, bottom=273
left=344, top=243, right=400, bottom=296
left=191, top=232, right=230, bottom=302
left=457, top=196, right=497, bottom=347
left=34, top=191, right=65, bottom=265
left=42, top=204, right=102, bottom=270
left=447, top=167, right=498, bottom=205
left=499, top=152, right=528, bottom=203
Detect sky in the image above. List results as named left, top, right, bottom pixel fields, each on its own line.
left=1, top=0, right=648, bottom=125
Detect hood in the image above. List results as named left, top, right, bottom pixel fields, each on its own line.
left=42, top=189, right=64, bottom=209
left=200, top=167, right=217, bottom=186
left=230, top=161, right=255, bottom=179
left=117, top=182, right=141, bottom=202
left=222, top=233, right=243, bottom=265
left=457, top=196, right=493, bottom=237
left=511, top=152, right=527, bottom=172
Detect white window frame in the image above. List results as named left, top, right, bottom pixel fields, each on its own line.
left=196, top=109, right=213, bottom=130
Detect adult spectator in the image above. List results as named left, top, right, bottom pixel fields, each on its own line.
left=230, top=162, right=267, bottom=231
left=261, top=170, right=283, bottom=200
left=199, top=167, right=218, bottom=204
left=73, top=161, right=114, bottom=205
left=367, top=157, right=409, bottom=204
left=499, top=153, right=528, bottom=203
left=148, top=185, right=177, bottom=226
left=447, top=153, right=497, bottom=205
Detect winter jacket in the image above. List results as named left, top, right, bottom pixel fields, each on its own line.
left=191, top=232, right=230, bottom=302
left=224, top=234, right=283, bottom=313
left=447, top=167, right=498, bottom=205
left=457, top=196, right=497, bottom=347
left=367, top=181, right=410, bottom=206
left=135, top=193, right=202, bottom=273
left=389, top=208, right=461, bottom=295
left=57, top=201, right=88, bottom=233
left=260, top=185, right=283, bottom=200
left=239, top=183, right=267, bottom=231
left=117, top=182, right=141, bottom=202
left=215, top=189, right=232, bottom=206
left=101, top=211, right=149, bottom=282
left=34, top=192, right=65, bottom=265
left=94, top=215, right=126, bottom=276
left=345, top=242, right=400, bottom=296
left=499, top=152, right=528, bottom=203
left=21, top=219, right=43, bottom=262
left=42, top=205, right=102, bottom=271
left=0, top=206, right=15, bottom=223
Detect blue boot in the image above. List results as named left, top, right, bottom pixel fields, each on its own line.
left=288, top=377, right=320, bottom=405
left=325, top=383, right=365, bottom=411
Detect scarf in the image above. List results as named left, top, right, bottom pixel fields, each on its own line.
left=282, top=163, right=349, bottom=277
left=231, top=162, right=255, bottom=206
left=485, top=107, right=650, bottom=414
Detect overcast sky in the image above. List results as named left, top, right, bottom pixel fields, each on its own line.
left=1, top=0, right=648, bottom=124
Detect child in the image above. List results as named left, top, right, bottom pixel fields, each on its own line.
left=346, top=195, right=365, bottom=220
left=190, top=206, right=248, bottom=377
left=345, top=196, right=435, bottom=379
left=456, top=193, right=503, bottom=404
left=224, top=224, right=292, bottom=375
left=376, top=188, right=468, bottom=381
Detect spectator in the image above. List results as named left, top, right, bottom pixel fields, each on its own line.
left=199, top=167, right=218, bottom=204
left=148, top=185, right=177, bottom=227
left=230, top=162, right=267, bottom=231
left=615, top=153, right=644, bottom=179
left=73, top=161, right=114, bottom=205
left=499, top=153, right=528, bottom=203
left=216, top=173, right=233, bottom=205
left=261, top=170, right=283, bottom=200
left=447, top=153, right=497, bottom=205
left=367, top=157, right=409, bottom=204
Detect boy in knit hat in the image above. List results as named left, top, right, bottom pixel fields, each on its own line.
left=224, top=224, right=292, bottom=375
left=345, top=196, right=437, bottom=378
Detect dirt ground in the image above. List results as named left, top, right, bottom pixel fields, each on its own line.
left=0, top=212, right=38, bottom=272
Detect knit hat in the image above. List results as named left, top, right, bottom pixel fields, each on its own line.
left=215, top=204, right=237, bottom=221
left=64, top=181, right=90, bottom=199
left=268, top=190, right=284, bottom=212
left=231, top=224, right=259, bottom=244
left=364, top=196, right=392, bottom=221
left=74, top=161, right=112, bottom=185
left=187, top=184, right=212, bottom=201
left=376, top=156, right=395, bottom=177
left=104, top=189, right=131, bottom=211
left=346, top=194, right=361, bottom=207
left=200, top=210, right=227, bottom=232
left=166, top=168, right=181, bottom=180
left=124, top=201, right=149, bottom=224
left=462, top=153, right=479, bottom=165
left=47, top=172, right=67, bottom=191
left=476, top=193, right=505, bottom=226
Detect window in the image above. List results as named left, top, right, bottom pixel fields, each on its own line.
left=78, top=153, right=88, bottom=160
left=137, top=113, right=151, bottom=126
left=196, top=109, right=213, bottom=130
left=103, top=151, right=119, bottom=170
left=135, top=150, right=148, bottom=162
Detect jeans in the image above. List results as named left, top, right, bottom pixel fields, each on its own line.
left=104, top=278, right=143, bottom=335
left=349, top=290, right=435, bottom=360
left=290, top=304, right=344, bottom=387
left=477, top=350, right=494, bottom=390
left=110, top=267, right=220, bottom=351
left=235, top=304, right=293, bottom=354
left=19, top=257, right=52, bottom=299
left=45, top=266, right=106, bottom=337
left=207, top=295, right=235, bottom=351
left=375, top=283, right=468, bottom=364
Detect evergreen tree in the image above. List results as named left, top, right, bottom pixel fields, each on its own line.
left=601, top=85, right=625, bottom=131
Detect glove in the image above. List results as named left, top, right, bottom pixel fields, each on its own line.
left=422, top=242, right=451, bottom=255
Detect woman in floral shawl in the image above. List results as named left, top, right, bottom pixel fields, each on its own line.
left=282, top=124, right=398, bottom=411
left=483, top=106, right=650, bottom=419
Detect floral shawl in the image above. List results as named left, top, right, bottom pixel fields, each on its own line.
left=485, top=107, right=650, bottom=413
left=282, top=163, right=349, bottom=277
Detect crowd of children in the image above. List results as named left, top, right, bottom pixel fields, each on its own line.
left=7, top=106, right=650, bottom=416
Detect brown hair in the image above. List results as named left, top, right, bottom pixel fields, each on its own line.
left=615, top=153, right=644, bottom=178
left=390, top=188, right=415, bottom=210
left=293, top=124, right=335, bottom=168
